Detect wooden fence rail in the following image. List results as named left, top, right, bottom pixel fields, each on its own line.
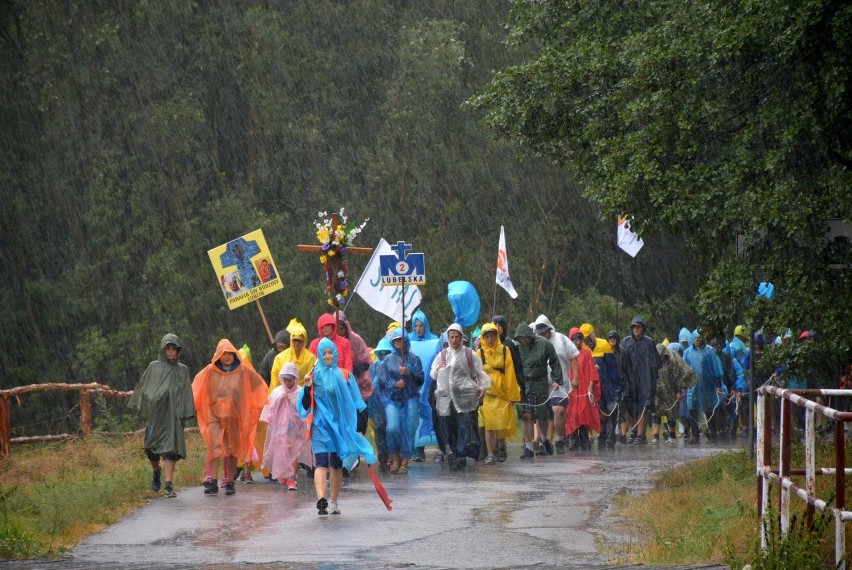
left=0, top=382, right=133, bottom=460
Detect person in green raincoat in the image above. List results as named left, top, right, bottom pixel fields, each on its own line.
left=128, top=333, right=196, bottom=498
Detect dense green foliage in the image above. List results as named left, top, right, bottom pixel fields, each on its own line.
left=1, top=0, right=704, bottom=415
left=469, top=0, right=851, bottom=370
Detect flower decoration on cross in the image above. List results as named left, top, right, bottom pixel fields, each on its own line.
left=313, top=208, right=369, bottom=307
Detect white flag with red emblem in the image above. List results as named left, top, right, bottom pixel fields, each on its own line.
left=617, top=216, right=644, bottom=258
left=496, top=225, right=519, bottom=299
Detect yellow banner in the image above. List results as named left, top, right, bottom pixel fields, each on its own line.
left=208, top=229, right=283, bottom=310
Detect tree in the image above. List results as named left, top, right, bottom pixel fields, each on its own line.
left=469, top=0, right=851, bottom=370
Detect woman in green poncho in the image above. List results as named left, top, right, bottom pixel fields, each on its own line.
left=128, top=333, right=196, bottom=498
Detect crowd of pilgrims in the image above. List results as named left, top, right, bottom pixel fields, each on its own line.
left=130, top=308, right=792, bottom=515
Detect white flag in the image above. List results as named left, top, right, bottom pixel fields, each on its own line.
left=617, top=216, right=644, bottom=257
left=496, top=225, right=519, bottom=299
left=353, top=238, right=422, bottom=321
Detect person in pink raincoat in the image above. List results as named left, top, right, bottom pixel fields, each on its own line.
left=260, top=363, right=314, bottom=491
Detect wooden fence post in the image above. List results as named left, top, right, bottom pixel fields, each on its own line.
left=80, top=391, right=92, bottom=435
left=0, top=397, right=10, bottom=460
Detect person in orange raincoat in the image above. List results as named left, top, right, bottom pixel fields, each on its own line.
left=192, top=339, right=268, bottom=496
left=565, top=327, right=601, bottom=451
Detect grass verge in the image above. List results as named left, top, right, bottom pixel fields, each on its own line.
left=615, top=444, right=852, bottom=568
left=0, top=431, right=207, bottom=559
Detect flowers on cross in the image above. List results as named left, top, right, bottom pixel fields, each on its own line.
left=313, top=208, right=369, bottom=307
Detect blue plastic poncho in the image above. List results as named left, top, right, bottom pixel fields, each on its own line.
left=297, top=338, right=375, bottom=469
left=447, top=281, right=480, bottom=327
left=408, top=308, right=439, bottom=341
left=683, top=335, right=723, bottom=414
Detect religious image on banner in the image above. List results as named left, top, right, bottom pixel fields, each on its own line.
left=208, top=229, right=283, bottom=310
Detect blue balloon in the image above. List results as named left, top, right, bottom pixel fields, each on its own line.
left=447, top=281, right=480, bottom=327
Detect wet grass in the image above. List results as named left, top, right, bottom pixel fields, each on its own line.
left=0, top=432, right=207, bottom=559
left=615, top=443, right=852, bottom=568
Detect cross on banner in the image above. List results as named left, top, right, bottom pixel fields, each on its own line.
left=296, top=211, right=373, bottom=314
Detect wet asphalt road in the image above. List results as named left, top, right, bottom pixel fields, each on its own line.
left=6, top=440, right=741, bottom=570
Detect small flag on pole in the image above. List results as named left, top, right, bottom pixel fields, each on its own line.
left=617, top=216, right=644, bottom=258
left=496, top=225, right=518, bottom=299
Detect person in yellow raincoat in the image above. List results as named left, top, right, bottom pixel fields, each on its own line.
left=192, top=339, right=268, bottom=496
left=476, top=322, right=521, bottom=464
left=271, top=318, right=318, bottom=389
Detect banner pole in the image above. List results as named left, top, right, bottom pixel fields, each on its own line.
left=255, top=300, right=274, bottom=344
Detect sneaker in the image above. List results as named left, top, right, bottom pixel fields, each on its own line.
left=652, top=435, right=660, bottom=444
left=452, top=457, right=467, bottom=471
left=520, top=447, right=535, bottom=460
left=243, top=471, right=254, bottom=484
left=328, top=499, right=341, bottom=515
left=235, top=466, right=244, bottom=482
left=484, top=455, right=496, bottom=465
left=225, top=482, right=236, bottom=495
left=497, top=448, right=508, bottom=462
left=534, top=445, right=546, bottom=456
left=151, top=468, right=162, bottom=492
left=555, top=440, right=565, bottom=454
left=433, top=451, right=445, bottom=463
left=615, top=434, right=626, bottom=445
left=287, top=479, right=298, bottom=491
left=317, top=497, right=328, bottom=515
left=164, top=483, right=176, bottom=498
left=203, top=479, right=218, bottom=495
left=634, top=436, right=648, bottom=445
left=412, top=447, right=426, bottom=462
left=542, top=439, right=554, bottom=455
left=666, top=436, right=676, bottom=445
left=626, top=432, right=637, bottom=445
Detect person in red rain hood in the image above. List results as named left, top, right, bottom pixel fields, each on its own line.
left=565, top=327, right=601, bottom=451
left=309, top=312, right=354, bottom=373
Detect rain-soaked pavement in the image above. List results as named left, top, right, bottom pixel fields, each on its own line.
left=5, top=441, right=742, bottom=570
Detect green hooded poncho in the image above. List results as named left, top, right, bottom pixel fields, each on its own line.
left=128, top=333, right=196, bottom=458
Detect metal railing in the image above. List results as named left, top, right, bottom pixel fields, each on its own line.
left=756, top=386, right=852, bottom=569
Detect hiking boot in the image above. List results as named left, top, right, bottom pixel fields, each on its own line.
left=634, top=436, right=648, bottom=445
left=243, top=471, right=254, bottom=484
left=484, top=455, right=496, bottom=465
left=520, top=447, right=535, bottom=460
left=542, top=439, right=554, bottom=455
left=328, top=499, right=341, bottom=515
left=497, top=447, right=508, bottom=462
left=452, top=456, right=467, bottom=471
left=225, top=481, right=236, bottom=495
left=626, top=432, right=637, bottom=445
left=555, top=440, right=566, bottom=454
left=534, top=444, right=546, bottom=456
left=203, top=479, right=218, bottom=495
left=151, top=468, right=162, bottom=492
left=287, top=479, right=298, bottom=491
left=164, top=482, right=176, bottom=498
left=317, top=497, right=328, bottom=515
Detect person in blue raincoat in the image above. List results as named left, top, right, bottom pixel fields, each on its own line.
left=298, top=338, right=375, bottom=516
left=407, top=308, right=440, bottom=462
left=678, top=327, right=691, bottom=354
left=682, top=330, right=723, bottom=445
left=378, top=329, right=424, bottom=474
left=368, top=336, right=392, bottom=471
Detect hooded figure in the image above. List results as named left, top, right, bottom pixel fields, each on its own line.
left=656, top=343, right=697, bottom=423
left=298, top=338, right=376, bottom=470
left=565, top=327, right=601, bottom=443
left=260, top=363, right=314, bottom=484
left=477, top=322, right=521, bottom=444
left=192, top=339, right=269, bottom=492
left=621, top=316, right=662, bottom=444
left=430, top=323, right=491, bottom=469
left=336, top=313, right=374, bottom=401
left=683, top=331, right=723, bottom=415
left=271, top=319, right=317, bottom=390
left=309, top=313, right=354, bottom=372
left=408, top=308, right=439, bottom=341
left=129, top=333, right=196, bottom=461
left=368, top=336, right=393, bottom=469
left=258, top=329, right=290, bottom=386
left=377, top=329, right=425, bottom=473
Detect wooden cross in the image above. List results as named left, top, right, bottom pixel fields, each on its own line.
left=296, top=211, right=373, bottom=313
